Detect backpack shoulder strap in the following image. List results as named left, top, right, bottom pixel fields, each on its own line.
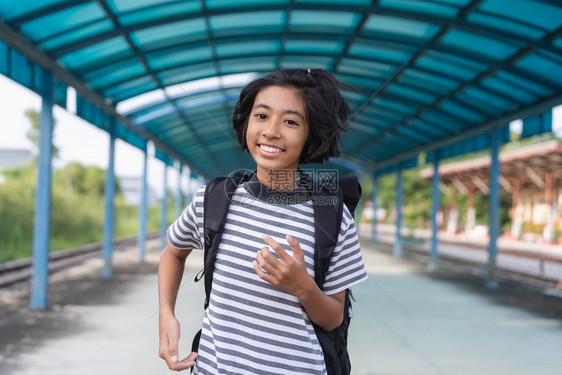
left=202, top=170, right=252, bottom=308
left=312, top=175, right=361, bottom=289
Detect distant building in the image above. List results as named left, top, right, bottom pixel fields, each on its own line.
left=118, top=176, right=159, bottom=206
left=0, top=148, right=33, bottom=170
left=420, top=140, right=562, bottom=243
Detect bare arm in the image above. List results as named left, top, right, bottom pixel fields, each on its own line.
left=253, top=235, right=345, bottom=331
left=158, top=243, right=198, bottom=371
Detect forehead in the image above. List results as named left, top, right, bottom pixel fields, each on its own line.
left=253, top=85, right=305, bottom=112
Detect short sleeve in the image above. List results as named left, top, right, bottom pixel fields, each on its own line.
left=166, top=186, right=206, bottom=250
left=321, top=206, right=368, bottom=295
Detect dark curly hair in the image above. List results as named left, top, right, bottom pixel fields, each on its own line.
left=232, top=69, right=352, bottom=164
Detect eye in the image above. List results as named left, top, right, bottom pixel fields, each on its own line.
left=285, top=119, right=299, bottom=126
left=255, top=113, right=267, bottom=120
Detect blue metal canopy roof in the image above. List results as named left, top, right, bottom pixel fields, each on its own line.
left=1, top=0, right=561, bottom=177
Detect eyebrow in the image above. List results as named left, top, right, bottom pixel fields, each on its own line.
left=253, top=103, right=305, bottom=120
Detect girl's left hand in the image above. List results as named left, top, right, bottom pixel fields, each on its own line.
left=253, top=234, right=311, bottom=297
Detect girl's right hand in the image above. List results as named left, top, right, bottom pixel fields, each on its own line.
left=158, top=315, right=198, bottom=371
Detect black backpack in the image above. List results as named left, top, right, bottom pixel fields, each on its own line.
left=192, top=170, right=362, bottom=375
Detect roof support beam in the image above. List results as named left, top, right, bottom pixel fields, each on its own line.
left=472, top=176, right=490, bottom=195
left=524, top=166, right=545, bottom=189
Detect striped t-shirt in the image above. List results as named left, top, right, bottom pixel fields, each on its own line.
left=167, top=176, right=368, bottom=375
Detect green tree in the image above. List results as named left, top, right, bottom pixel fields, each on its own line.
left=24, top=108, right=59, bottom=159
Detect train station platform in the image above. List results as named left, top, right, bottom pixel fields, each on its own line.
left=1, top=238, right=562, bottom=375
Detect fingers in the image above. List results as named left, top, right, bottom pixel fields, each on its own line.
left=286, top=234, right=304, bottom=260
left=173, top=352, right=198, bottom=371
left=262, top=235, right=291, bottom=261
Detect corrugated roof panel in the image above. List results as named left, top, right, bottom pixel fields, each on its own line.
left=296, top=0, right=371, bottom=4
left=363, top=14, right=442, bottom=40
left=130, top=19, right=208, bottom=48
left=105, top=77, right=157, bottom=102
left=514, top=51, right=562, bottom=83
left=407, top=118, right=447, bottom=138
left=40, top=20, right=114, bottom=52
left=158, top=64, right=217, bottom=86
left=0, top=0, right=65, bottom=20
left=115, top=1, right=202, bottom=26
left=348, top=41, right=414, bottom=63
left=355, top=113, right=393, bottom=129
left=20, top=2, right=106, bottom=42
left=337, top=58, right=395, bottom=79
left=385, top=84, right=437, bottom=105
left=396, top=125, right=429, bottom=143
left=466, top=12, right=546, bottom=39
left=379, top=0, right=464, bottom=18
left=285, top=39, right=346, bottom=54
left=350, top=122, right=379, bottom=136
left=216, top=40, right=281, bottom=58
left=480, top=75, right=537, bottom=104
left=220, top=57, right=276, bottom=74
left=146, top=47, right=213, bottom=70
left=493, top=70, right=550, bottom=97
left=400, top=69, right=460, bottom=94
left=290, top=10, right=361, bottom=31
left=210, top=11, right=286, bottom=34
left=456, top=87, right=514, bottom=114
left=108, top=0, right=189, bottom=13
left=59, top=36, right=131, bottom=70
left=280, top=56, right=334, bottom=70
left=415, top=51, right=487, bottom=81
left=206, top=0, right=289, bottom=8
left=421, top=110, right=466, bottom=131
left=438, top=100, right=485, bottom=124
left=478, top=0, right=562, bottom=31
left=440, top=29, right=521, bottom=60
left=85, top=58, right=146, bottom=90
left=372, top=97, right=420, bottom=116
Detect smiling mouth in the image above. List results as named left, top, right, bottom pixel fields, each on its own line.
left=259, top=144, right=285, bottom=153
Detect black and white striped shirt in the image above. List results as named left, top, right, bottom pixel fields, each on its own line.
left=168, top=176, right=368, bottom=374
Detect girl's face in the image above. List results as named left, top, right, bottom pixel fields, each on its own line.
left=246, top=85, right=310, bottom=186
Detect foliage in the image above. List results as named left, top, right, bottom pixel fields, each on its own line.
left=0, top=161, right=175, bottom=264
left=24, top=108, right=60, bottom=159
left=361, top=163, right=513, bottom=232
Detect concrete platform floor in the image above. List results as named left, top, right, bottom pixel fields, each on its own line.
left=1, top=238, right=562, bottom=375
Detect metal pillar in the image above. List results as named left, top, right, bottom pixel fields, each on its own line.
left=511, top=178, right=522, bottom=240
left=175, top=164, right=183, bottom=218
left=393, top=165, right=403, bottom=259
left=138, top=145, right=148, bottom=263
left=429, top=150, right=440, bottom=271
left=30, top=70, right=54, bottom=309
left=486, top=129, right=501, bottom=289
left=544, top=173, right=555, bottom=242
left=160, top=164, right=168, bottom=249
left=467, top=188, right=475, bottom=233
left=371, top=173, right=378, bottom=247
left=101, top=119, right=116, bottom=278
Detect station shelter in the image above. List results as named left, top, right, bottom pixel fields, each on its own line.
left=420, top=138, right=562, bottom=243
left=0, top=1, right=561, bottom=307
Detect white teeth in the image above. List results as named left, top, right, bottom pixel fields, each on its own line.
left=260, top=145, right=283, bottom=153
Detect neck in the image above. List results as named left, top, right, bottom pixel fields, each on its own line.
left=256, top=167, right=298, bottom=191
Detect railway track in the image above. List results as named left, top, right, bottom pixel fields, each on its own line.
left=0, top=232, right=158, bottom=287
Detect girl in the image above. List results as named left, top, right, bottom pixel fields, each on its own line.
left=158, top=69, right=368, bottom=374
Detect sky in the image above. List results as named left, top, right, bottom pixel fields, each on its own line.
left=0, top=74, right=198, bottom=198
left=1, top=74, right=561, bottom=198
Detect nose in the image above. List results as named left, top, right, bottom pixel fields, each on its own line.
left=261, top=117, right=281, bottom=139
